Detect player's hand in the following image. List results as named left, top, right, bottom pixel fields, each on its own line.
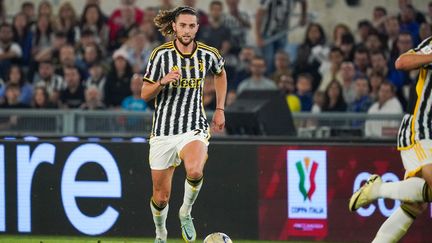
left=211, top=109, right=225, bottom=132
left=160, top=70, right=181, bottom=86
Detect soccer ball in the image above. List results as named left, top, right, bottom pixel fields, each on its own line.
left=203, top=232, right=233, bottom=243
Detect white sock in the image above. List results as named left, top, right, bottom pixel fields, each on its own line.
left=378, top=177, right=426, bottom=202
left=150, top=200, right=168, bottom=239
left=372, top=207, right=414, bottom=243
left=179, top=178, right=203, bottom=216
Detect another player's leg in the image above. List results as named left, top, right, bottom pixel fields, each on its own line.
left=150, top=167, right=175, bottom=243
left=372, top=202, right=426, bottom=243
left=349, top=174, right=428, bottom=211
left=179, top=140, right=207, bottom=242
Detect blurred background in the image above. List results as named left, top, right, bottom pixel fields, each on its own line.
left=0, top=0, right=430, bottom=242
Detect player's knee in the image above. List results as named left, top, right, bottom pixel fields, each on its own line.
left=401, top=202, right=427, bottom=218
left=153, top=190, right=170, bottom=206
left=186, top=169, right=203, bottom=180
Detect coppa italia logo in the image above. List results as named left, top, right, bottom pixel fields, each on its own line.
left=287, top=150, right=327, bottom=220
left=295, top=157, right=318, bottom=201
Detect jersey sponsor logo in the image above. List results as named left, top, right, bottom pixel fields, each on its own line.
left=171, top=78, right=203, bottom=89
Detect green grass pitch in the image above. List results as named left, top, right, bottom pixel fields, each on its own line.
left=0, top=235, right=339, bottom=243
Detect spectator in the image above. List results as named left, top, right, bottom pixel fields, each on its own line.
left=21, top=2, right=36, bottom=26
left=347, top=77, right=373, bottom=113
left=255, top=0, right=307, bottom=73
left=37, top=1, right=54, bottom=21
left=340, top=61, right=357, bottom=104
left=123, top=30, right=151, bottom=73
left=428, top=1, right=432, bottom=24
left=271, top=50, right=292, bottom=85
left=80, top=4, right=109, bottom=48
left=31, top=86, right=57, bottom=108
left=0, top=83, right=28, bottom=108
left=31, top=14, right=53, bottom=58
left=384, top=16, right=400, bottom=51
left=340, top=32, right=355, bottom=61
left=82, top=42, right=103, bottom=69
left=311, top=90, right=325, bottom=113
left=322, top=80, right=347, bottom=112
left=277, top=74, right=301, bottom=112
left=110, top=4, right=139, bottom=50
left=55, top=2, right=80, bottom=45
left=331, top=23, right=351, bottom=47
left=84, top=0, right=108, bottom=22
left=369, top=71, right=386, bottom=102
left=294, top=22, right=327, bottom=91
left=369, top=51, right=389, bottom=78
left=59, top=65, right=85, bottom=109
left=12, top=12, right=32, bottom=65
left=84, top=62, right=106, bottom=100
left=138, top=7, right=163, bottom=45
left=0, top=65, right=32, bottom=105
left=419, top=22, right=432, bottom=42
left=57, top=44, right=88, bottom=79
left=237, top=56, right=277, bottom=94
left=104, top=48, right=133, bottom=107
left=365, top=81, right=403, bottom=137
left=353, top=46, right=370, bottom=76
left=229, top=46, right=255, bottom=91
left=121, top=74, right=147, bottom=111
left=365, top=31, right=386, bottom=53
left=372, top=6, right=387, bottom=33
left=80, top=85, right=105, bottom=110
left=223, top=0, right=251, bottom=54
left=295, top=73, right=314, bottom=111
left=108, top=0, right=144, bottom=46
left=318, top=46, right=344, bottom=92
left=356, top=20, right=374, bottom=44
left=199, top=1, right=232, bottom=51
left=33, top=61, right=65, bottom=103
left=399, top=4, right=420, bottom=45
left=0, top=23, right=22, bottom=79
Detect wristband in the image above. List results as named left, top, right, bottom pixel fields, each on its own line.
left=216, top=108, right=224, bottom=112
left=158, top=80, right=166, bottom=87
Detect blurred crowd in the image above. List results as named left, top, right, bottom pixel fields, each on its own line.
left=0, top=0, right=430, bottom=136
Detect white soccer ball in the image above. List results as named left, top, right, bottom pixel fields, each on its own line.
left=203, top=232, right=233, bottom=243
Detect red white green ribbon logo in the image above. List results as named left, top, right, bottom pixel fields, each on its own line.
left=295, top=157, right=318, bottom=201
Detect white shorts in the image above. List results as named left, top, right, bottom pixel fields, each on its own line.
left=401, top=140, right=432, bottom=179
left=149, top=129, right=209, bottom=170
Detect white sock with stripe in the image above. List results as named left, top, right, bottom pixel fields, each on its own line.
left=377, top=177, right=426, bottom=202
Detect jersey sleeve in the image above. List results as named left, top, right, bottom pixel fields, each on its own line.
left=143, top=50, right=162, bottom=83
left=209, top=49, right=225, bottom=75
left=412, top=36, right=432, bottom=68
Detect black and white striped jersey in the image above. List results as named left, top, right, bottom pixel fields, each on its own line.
left=398, top=36, right=432, bottom=149
left=259, top=0, right=303, bottom=37
left=143, top=40, right=225, bottom=137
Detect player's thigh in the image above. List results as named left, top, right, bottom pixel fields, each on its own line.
left=151, top=167, right=175, bottom=195
left=180, top=140, right=208, bottom=173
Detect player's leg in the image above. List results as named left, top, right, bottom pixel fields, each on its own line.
left=350, top=143, right=432, bottom=211
left=372, top=202, right=426, bottom=243
left=150, top=167, right=175, bottom=243
left=178, top=140, right=208, bottom=242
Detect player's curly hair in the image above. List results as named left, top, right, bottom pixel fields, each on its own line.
left=154, top=6, right=198, bottom=37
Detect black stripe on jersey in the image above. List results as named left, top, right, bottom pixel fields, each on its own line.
left=414, top=36, right=432, bottom=52
left=198, top=42, right=222, bottom=58
left=153, top=87, right=169, bottom=136
left=163, top=87, right=178, bottom=136
left=399, top=116, right=410, bottom=147
left=417, top=72, right=432, bottom=140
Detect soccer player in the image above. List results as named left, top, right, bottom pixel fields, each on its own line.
left=349, top=35, right=432, bottom=242
left=140, top=6, right=227, bottom=243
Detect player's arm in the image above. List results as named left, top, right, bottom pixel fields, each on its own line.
left=141, top=70, right=181, bottom=102
left=395, top=52, right=432, bottom=71
left=212, top=68, right=227, bottom=132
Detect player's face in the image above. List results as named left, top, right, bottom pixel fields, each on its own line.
left=173, top=14, right=199, bottom=46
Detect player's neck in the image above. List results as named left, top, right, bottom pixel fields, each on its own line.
left=174, top=39, right=196, bottom=54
